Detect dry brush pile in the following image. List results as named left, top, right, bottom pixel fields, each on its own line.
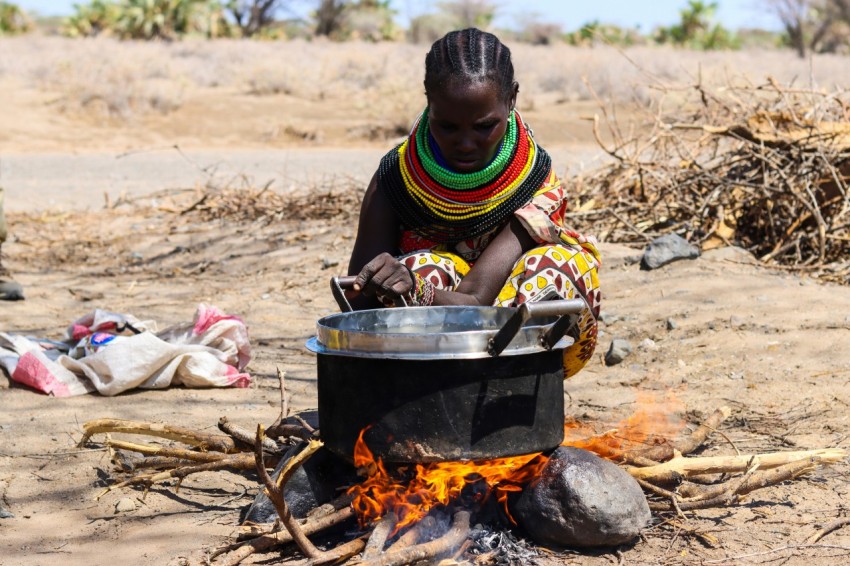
left=568, top=78, right=850, bottom=284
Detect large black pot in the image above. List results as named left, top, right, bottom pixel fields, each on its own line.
left=306, top=278, right=585, bottom=463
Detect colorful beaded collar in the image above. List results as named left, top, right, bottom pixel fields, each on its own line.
left=378, top=108, right=551, bottom=244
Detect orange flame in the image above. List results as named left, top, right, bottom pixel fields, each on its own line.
left=562, top=391, right=686, bottom=459
left=346, top=427, right=548, bottom=531
left=347, top=392, right=685, bottom=530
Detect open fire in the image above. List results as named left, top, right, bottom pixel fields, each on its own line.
left=348, top=392, right=687, bottom=530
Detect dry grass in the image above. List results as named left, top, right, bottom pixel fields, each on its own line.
left=2, top=36, right=850, bottom=124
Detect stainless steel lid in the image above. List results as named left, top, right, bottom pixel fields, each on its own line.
left=306, top=302, right=583, bottom=360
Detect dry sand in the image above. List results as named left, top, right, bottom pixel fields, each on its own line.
left=1, top=46, right=849, bottom=566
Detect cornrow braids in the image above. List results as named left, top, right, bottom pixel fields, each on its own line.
left=424, top=27, right=516, bottom=103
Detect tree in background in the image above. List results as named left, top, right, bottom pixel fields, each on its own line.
left=565, top=20, right=645, bottom=47
left=655, top=0, right=737, bottom=49
left=225, top=0, right=282, bottom=37
left=0, top=1, right=32, bottom=34
left=765, top=0, right=850, bottom=56
left=313, top=0, right=397, bottom=40
left=65, top=0, right=122, bottom=36
left=65, top=0, right=229, bottom=39
left=314, top=0, right=345, bottom=36
left=408, top=0, right=496, bottom=43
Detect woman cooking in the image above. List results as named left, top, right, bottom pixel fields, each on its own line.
left=346, top=28, right=601, bottom=378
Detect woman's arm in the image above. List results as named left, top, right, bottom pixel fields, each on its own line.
left=347, top=173, right=410, bottom=310
left=348, top=174, right=538, bottom=309
left=430, top=216, right=536, bottom=306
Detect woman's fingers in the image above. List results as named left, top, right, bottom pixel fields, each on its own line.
left=356, top=254, right=412, bottom=299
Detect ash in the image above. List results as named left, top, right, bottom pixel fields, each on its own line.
left=467, top=524, right=541, bottom=565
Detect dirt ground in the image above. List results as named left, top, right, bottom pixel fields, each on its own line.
left=1, top=51, right=850, bottom=566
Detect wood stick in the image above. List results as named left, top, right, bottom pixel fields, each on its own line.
left=629, top=448, right=846, bottom=480
left=96, top=454, right=256, bottom=499
left=363, top=514, right=398, bottom=558
left=647, top=458, right=820, bottom=512
left=217, top=506, right=355, bottom=565
left=633, top=406, right=732, bottom=463
left=218, top=417, right=282, bottom=454
left=80, top=419, right=236, bottom=453
left=253, top=425, right=322, bottom=560
left=106, top=440, right=231, bottom=463
left=302, top=536, right=367, bottom=566
left=356, top=510, right=471, bottom=566
left=806, top=517, right=850, bottom=544
left=385, top=516, right=437, bottom=553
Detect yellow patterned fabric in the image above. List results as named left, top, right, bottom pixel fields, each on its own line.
left=399, top=243, right=600, bottom=378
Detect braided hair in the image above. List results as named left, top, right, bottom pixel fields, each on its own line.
left=424, top=28, right=517, bottom=104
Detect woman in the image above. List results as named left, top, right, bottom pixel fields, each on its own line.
left=347, top=28, right=600, bottom=377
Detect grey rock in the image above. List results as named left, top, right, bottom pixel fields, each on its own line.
left=598, top=312, right=619, bottom=325
left=605, top=339, right=632, bottom=366
left=638, top=338, right=658, bottom=351
left=115, top=497, right=136, bottom=513
left=513, top=447, right=650, bottom=548
left=730, top=315, right=745, bottom=328
left=666, top=318, right=678, bottom=331
left=640, top=234, right=700, bottom=270
left=0, top=504, right=14, bottom=519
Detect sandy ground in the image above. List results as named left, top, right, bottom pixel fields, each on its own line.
left=1, top=58, right=850, bottom=566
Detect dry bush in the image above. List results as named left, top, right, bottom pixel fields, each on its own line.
left=3, top=36, right=850, bottom=124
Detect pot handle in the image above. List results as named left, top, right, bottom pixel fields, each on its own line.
left=488, top=299, right=586, bottom=357
left=331, top=276, right=409, bottom=313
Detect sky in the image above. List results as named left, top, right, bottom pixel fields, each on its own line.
left=16, top=0, right=782, bottom=32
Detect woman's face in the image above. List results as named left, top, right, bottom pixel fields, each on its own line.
left=427, top=79, right=516, bottom=173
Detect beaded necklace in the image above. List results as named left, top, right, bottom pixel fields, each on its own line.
left=378, top=108, right=551, bottom=243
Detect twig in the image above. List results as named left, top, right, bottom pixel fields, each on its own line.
left=363, top=514, right=398, bottom=558
left=806, top=517, right=850, bottom=544
left=218, top=417, right=282, bottom=454
left=629, top=448, right=845, bottom=481
left=252, top=425, right=323, bottom=559
left=96, top=454, right=256, bottom=499
left=79, top=419, right=236, bottom=453
left=385, top=516, right=437, bottom=553
left=215, top=506, right=356, bottom=565
left=356, top=510, right=471, bottom=566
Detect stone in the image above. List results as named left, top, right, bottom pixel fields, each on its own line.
left=640, top=234, right=700, bottom=270
left=513, top=447, right=650, bottom=549
left=115, top=497, right=136, bottom=513
left=598, top=312, right=619, bottom=325
left=666, top=318, right=678, bottom=331
left=638, top=338, right=658, bottom=351
left=0, top=504, right=14, bottom=519
left=604, top=339, right=632, bottom=366
left=242, top=442, right=358, bottom=524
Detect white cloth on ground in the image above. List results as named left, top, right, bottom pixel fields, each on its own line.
left=0, top=304, right=252, bottom=397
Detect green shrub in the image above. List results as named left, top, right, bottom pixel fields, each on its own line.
left=0, top=1, right=32, bottom=35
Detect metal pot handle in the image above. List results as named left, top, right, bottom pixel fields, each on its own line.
left=487, top=299, right=586, bottom=357
left=331, top=276, right=409, bottom=313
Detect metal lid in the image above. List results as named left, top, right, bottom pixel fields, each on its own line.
left=306, top=305, right=576, bottom=360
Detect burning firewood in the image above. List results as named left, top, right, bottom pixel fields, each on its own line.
left=77, top=394, right=848, bottom=565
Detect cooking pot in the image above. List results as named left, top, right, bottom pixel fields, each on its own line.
left=306, top=276, right=585, bottom=463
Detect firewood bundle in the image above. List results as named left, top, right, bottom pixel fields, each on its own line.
left=568, top=79, right=850, bottom=283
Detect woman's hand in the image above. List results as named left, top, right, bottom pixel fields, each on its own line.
left=353, top=252, right=414, bottom=306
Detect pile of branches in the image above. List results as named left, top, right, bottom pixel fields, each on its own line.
left=178, top=178, right=364, bottom=224
left=569, top=79, right=850, bottom=283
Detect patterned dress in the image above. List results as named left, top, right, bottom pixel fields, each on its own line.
left=395, top=170, right=601, bottom=378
